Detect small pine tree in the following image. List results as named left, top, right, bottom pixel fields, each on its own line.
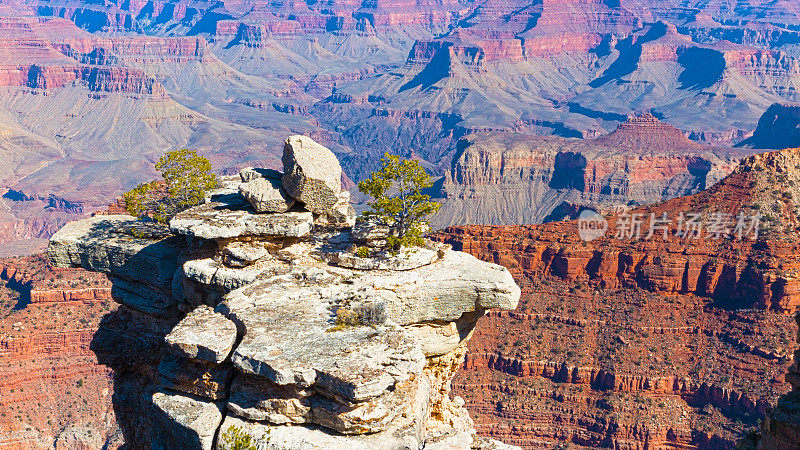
left=123, top=149, right=219, bottom=223
left=358, top=153, right=440, bottom=252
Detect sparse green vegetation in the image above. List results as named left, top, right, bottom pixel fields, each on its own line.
left=124, top=149, right=219, bottom=223
left=219, top=425, right=259, bottom=450
left=358, top=153, right=440, bottom=252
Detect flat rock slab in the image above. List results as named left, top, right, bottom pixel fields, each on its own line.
left=222, top=241, right=275, bottom=267
left=165, top=305, right=237, bottom=364
left=48, top=215, right=181, bottom=292
left=329, top=247, right=440, bottom=271
left=240, top=167, right=281, bottom=183
left=222, top=280, right=425, bottom=400
left=170, top=201, right=313, bottom=240
left=149, top=389, right=224, bottom=450
left=183, top=257, right=266, bottom=292
left=341, top=251, right=521, bottom=325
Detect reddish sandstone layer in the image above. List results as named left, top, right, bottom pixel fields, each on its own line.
left=434, top=148, right=800, bottom=448
left=0, top=255, right=111, bottom=307
left=0, top=15, right=208, bottom=96
left=434, top=115, right=752, bottom=227
left=0, top=255, right=117, bottom=448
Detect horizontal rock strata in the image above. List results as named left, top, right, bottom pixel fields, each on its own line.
left=47, top=136, right=521, bottom=449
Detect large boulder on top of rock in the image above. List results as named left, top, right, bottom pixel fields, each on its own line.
left=239, top=168, right=295, bottom=213
left=281, top=136, right=343, bottom=214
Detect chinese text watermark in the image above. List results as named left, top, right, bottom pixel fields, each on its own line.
left=578, top=210, right=761, bottom=242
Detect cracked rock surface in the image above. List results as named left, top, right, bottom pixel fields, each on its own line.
left=47, top=136, right=521, bottom=450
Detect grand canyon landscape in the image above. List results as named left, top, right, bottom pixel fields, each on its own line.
left=2, top=0, right=800, bottom=448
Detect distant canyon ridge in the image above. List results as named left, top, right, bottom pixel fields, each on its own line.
left=1, top=0, right=800, bottom=246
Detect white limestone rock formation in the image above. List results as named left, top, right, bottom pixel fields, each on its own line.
left=165, top=306, right=237, bottom=364
left=170, top=200, right=314, bottom=240
left=47, top=136, right=521, bottom=450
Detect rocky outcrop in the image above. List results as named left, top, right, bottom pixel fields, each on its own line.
left=238, top=169, right=295, bottom=213
left=281, top=135, right=344, bottom=215
left=47, top=137, right=520, bottom=449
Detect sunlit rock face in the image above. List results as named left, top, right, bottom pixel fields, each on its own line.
left=47, top=136, right=521, bottom=449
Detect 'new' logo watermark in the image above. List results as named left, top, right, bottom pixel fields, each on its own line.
left=578, top=209, right=608, bottom=242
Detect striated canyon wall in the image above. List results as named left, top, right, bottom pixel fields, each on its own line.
left=432, top=147, right=800, bottom=448
left=0, top=254, right=117, bottom=448
left=432, top=114, right=756, bottom=228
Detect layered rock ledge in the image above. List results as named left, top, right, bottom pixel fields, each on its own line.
left=46, top=136, right=521, bottom=449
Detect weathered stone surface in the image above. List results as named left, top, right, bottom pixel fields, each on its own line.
left=227, top=374, right=313, bottom=424
left=320, top=190, right=357, bottom=227
left=352, top=216, right=390, bottom=248
left=330, top=246, right=441, bottom=271
left=158, top=355, right=232, bottom=400
left=48, top=215, right=181, bottom=289
left=165, top=305, right=237, bottom=364
left=149, top=389, right=224, bottom=450
left=183, top=258, right=265, bottom=291
left=407, top=311, right=482, bottom=357
left=217, top=381, right=429, bottom=450
left=239, top=167, right=278, bottom=183
left=47, top=215, right=183, bottom=315
left=341, top=251, right=521, bottom=325
left=239, top=169, right=295, bottom=213
left=109, top=274, right=179, bottom=316
left=223, top=279, right=426, bottom=401
left=227, top=372, right=428, bottom=435
left=170, top=201, right=313, bottom=240
left=281, top=135, right=343, bottom=214
left=221, top=241, right=275, bottom=267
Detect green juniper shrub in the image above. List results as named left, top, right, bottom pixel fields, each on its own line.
left=358, top=153, right=440, bottom=253
left=124, top=149, right=219, bottom=224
